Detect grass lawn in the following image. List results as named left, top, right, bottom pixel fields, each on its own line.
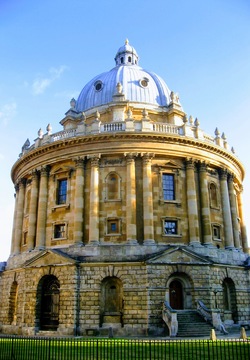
left=0, top=337, right=249, bottom=360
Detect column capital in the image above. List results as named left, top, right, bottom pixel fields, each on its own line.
left=185, top=158, right=196, bottom=169
left=74, top=157, right=85, bottom=168
left=124, top=152, right=138, bottom=163
left=199, top=161, right=209, bottom=172
left=141, top=152, right=155, bottom=164
left=88, top=154, right=100, bottom=167
left=15, top=178, right=27, bottom=191
left=40, top=165, right=50, bottom=176
left=219, top=168, right=228, bottom=180
left=227, top=172, right=235, bottom=182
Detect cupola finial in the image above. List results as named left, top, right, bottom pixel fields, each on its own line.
left=125, top=38, right=129, bottom=45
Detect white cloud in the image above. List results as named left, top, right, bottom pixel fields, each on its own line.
left=0, top=102, right=17, bottom=126
left=32, top=65, right=68, bottom=95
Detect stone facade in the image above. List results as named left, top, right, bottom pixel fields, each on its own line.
left=0, top=41, right=249, bottom=337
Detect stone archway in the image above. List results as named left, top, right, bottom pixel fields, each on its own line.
left=222, top=277, right=238, bottom=323
left=100, top=277, right=123, bottom=327
left=166, top=272, right=193, bottom=310
left=36, top=275, right=60, bottom=331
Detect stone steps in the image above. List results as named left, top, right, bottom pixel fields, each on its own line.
left=177, top=310, right=213, bottom=337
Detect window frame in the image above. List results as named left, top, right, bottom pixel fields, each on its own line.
left=212, top=224, right=221, bottom=241
left=52, top=222, right=68, bottom=240
left=57, top=178, right=68, bottom=205
left=162, top=173, right=175, bottom=201
left=106, top=218, right=121, bottom=236
left=162, top=217, right=181, bottom=237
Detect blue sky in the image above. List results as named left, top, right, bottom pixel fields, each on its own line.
left=0, top=0, right=250, bottom=261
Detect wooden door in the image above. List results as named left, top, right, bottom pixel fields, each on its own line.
left=169, top=280, right=183, bottom=310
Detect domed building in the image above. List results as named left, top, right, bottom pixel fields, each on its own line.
left=0, top=40, right=249, bottom=337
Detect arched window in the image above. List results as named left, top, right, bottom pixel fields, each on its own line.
left=8, top=281, right=18, bottom=324
left=209, top=182, right=218, bottom=208
left=128, top=56, right=132, bottom=63
left=106, top=172, right=120, bottom=200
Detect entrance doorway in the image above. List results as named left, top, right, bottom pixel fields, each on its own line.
left=39, top=276, right=60, bottom=331
left=169, top=280, right=184, bottom=310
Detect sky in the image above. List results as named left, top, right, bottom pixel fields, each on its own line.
left=0, top=0, right=250, bottom=261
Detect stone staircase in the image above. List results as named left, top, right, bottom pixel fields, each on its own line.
left=176, top=310, right=213, bottom=337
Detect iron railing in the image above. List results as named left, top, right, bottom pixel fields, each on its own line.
left=0, top=336, right=249, bottom=360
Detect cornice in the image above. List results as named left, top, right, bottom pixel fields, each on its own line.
left=11, top=132, right=244, bottom=182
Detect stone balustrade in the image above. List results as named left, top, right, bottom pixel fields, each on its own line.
left=20, top=118, right=233, bottom=158
left=162, top=301, right=178, bottom=337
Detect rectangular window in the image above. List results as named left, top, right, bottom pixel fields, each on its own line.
left=164, top=220, right=177, bottom=235
left=57, top=179, right=67, bottom=205
left=213, top=225, right=221, bottom=239
left=107, top=219, right=120, bottom=234
left=162, top=173, right=175, bottom=201
left=54, top=224, right=66, bottom=239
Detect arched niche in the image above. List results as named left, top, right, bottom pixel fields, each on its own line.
left=100, top=276, right=124, bottom=327
left=8, top=281, right=18, bottom=325
left=222, top=277, right=238, bottom=323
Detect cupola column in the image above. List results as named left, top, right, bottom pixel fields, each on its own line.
left=27, top=170, right=39, bottom=251
left=237, top=186, right=248, bottom=252
left=219, top=169, right=234, bottom=249
left=186, top=159, right=200, bottom=245
left=199, top=162, right=212, bottom=245
left=74, top=158, right=85, bottom=244
left=142, top=153, right=155, bottom=244
left=89, top=155, right=100, bottom=244
left=36, top=166, right=50, bottom=249
left=13, top=179, right=26, bottom=254
left=228, top=174, right=240, bottom=249
left=125, top=153, right=137, bottom=243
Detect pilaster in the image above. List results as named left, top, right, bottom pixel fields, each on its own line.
left=219, top=169, right=234, bottom=249
left=125, top=153, right=137, bottom=244
left=89, top=155, right=100, bottom=244
left=36, top=166, right=50, bottom=249
left=142, top=153, right=155, bottom=244
left=186, top=158, right=200, bottom=245
left=199, top=162, right=212, bottom=246
left=27, top=170, right=39, bottom=251
left=73, top=158, right=85, bottom=245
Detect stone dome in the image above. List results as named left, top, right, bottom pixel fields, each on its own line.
left=76, top=40, right=171, bottom=112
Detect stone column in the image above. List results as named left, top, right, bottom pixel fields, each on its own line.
left=186, top=159, right=200, bottom=245
left=74, top=158, right=84, bottom=244
left=27, top=171, right=39, bottom=251
left=89, top=155, right=100, bottom=244
left=36, top=166, right=49, bottom=249
left=10, top=189, right=18, bottom=255
left=125, top=153, right=137, bottom=243
left=237, top=186, right=248, bottom=252
left=228, top=174, right=240, bottom=249
left=199, top=162, right=212, bottom=246
left=219, top=169, right=234, bottom=249
left=13, top=179, right=26, bottom=254
left=142, top=153, right=155, bottom=244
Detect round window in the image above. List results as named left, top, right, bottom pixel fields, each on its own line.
left=140, top=78, right=149, bottom=88
left=94, top=80, right=103, bottom=91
